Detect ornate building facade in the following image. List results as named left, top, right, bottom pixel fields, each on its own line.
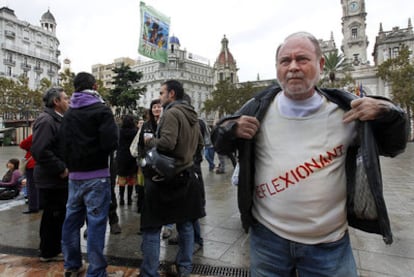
left=214, top=35, right=239, bottom=85
left=341, top=0, right=370, bottom=66
left=130, top=35, right=215, bottom=118
left=340, top=0, right=414, bottom=97
left=0, top=7, right=61, bottom=89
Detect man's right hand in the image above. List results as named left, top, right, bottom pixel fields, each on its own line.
left=234, top=115, right=260, bottom=139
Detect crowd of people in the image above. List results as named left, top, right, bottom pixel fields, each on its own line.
left=1, top=30, right=408, bottom=277
left=1, top=72, right=220, bottom=277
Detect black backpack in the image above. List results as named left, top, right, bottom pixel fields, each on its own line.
left=0, top=188, right=17, bottom=200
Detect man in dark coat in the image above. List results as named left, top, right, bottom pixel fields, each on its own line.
left=31, top=87, right=70, bottom=262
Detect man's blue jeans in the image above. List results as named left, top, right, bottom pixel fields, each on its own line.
left=250, top=222, right=357, bottom=277
left=140, top=220, right=194, bottom=277
left=62, top=178, right=111, bottom=277
left=193, top=219, right=203, bottom=246
left=204, top=147, right=215, bottom=171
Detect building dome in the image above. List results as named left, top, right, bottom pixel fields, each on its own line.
left=217, top=51, right=235, bottom=65
left=169, top=36, right=180, bottom=45
left=41, top=9, right=56, bottom=23
left=216, top=35, right=236, bottom=66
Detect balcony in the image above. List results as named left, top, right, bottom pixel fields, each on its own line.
left=21, top=63, right=31, bottom=71
left=1, top=43, right=60, bottom=66
left=4, top=30, right=15, bottom=39
left=47, top=69, right=55, bottom=76
left=3, top=59, right=15, bottom=66
left=34, top=66, right=43, bottom=73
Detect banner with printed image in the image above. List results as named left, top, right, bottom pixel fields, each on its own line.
left=138, top=2, right=170, bottom=63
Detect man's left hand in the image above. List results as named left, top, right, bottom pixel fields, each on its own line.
left=343, top=97, right=392, bottom=123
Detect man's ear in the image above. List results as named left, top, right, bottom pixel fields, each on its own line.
left=53, top=97, right=60, bottom=106
left=93, top=83, right=98, bottom=90
left=169, top=89, right=176, bottom=99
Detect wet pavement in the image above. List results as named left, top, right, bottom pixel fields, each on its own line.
left=0, top=144, right=413, bottom=276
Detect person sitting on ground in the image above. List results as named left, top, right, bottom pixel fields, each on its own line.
left=0, top=158, right=22, bottom=199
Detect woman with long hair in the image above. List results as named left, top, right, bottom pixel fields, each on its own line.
left=137, top=99, right=162, bottom=213
left=116, top=114, right=138, bottom=206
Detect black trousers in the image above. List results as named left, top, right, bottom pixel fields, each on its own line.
left=39, top=188, right=68, bottom=258
left=108, top=181, right=119, bottom=225
left=26, top=169, right=40, bottom=211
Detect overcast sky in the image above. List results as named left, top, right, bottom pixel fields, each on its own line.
left=2, top=0, right=413, bottom=82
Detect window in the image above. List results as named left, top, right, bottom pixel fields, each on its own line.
left=6, top=67, right=12, bottom=76
left=392, top=47, right=399, bottom=59
left=383, top=49, right=390, bottom=61
left=352, top=54, right=360, bottom=65
left=5, top=30, right=15, bottom=38
left=351, top=28, right=358, bottom=39
left=23, top=29, right=30, bottom=41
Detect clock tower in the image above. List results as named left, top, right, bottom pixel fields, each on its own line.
left=341, top=0, right=369, bottom=66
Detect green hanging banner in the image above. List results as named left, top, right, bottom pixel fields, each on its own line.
left=138, top=2, right=170, bottom=63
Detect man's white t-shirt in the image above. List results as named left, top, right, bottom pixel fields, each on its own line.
left=252, top=91, right=357, bottom=244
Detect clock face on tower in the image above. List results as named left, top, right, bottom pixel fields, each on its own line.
left=349, top=1, right=359, bottom=12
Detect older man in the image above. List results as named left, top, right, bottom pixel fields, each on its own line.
left=31, top=87, right=70, bottom=262
left=212, top=32, right=407, bottom=276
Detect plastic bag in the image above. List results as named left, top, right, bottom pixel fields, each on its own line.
left=231, top=162, right=239, bottom=186
left=129, top=129, right=141, bottom=158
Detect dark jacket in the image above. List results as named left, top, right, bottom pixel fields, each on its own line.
left=60, top=92, right=118, bottom=173
left=212, top=84, right=407, bottom=244
left=141, top=101, right=205, bottom=228
left=116, top=127, right=138, bottom=176
left=32, top=107, right=68, bottom=189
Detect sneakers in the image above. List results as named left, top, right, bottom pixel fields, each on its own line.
left=193, top=242, right=203, bottom=254
left=64, top=263, right=87, bottom=277
left=40, top=253, right=64, bottom=262
left=215, top=168, right=225, bottom=174
left=110, top=223, right=122, bottom=234
left=166, top=263, right=190, bottom=277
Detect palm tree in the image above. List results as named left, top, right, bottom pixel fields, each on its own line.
left=321, top=51, right=352, bottom=87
